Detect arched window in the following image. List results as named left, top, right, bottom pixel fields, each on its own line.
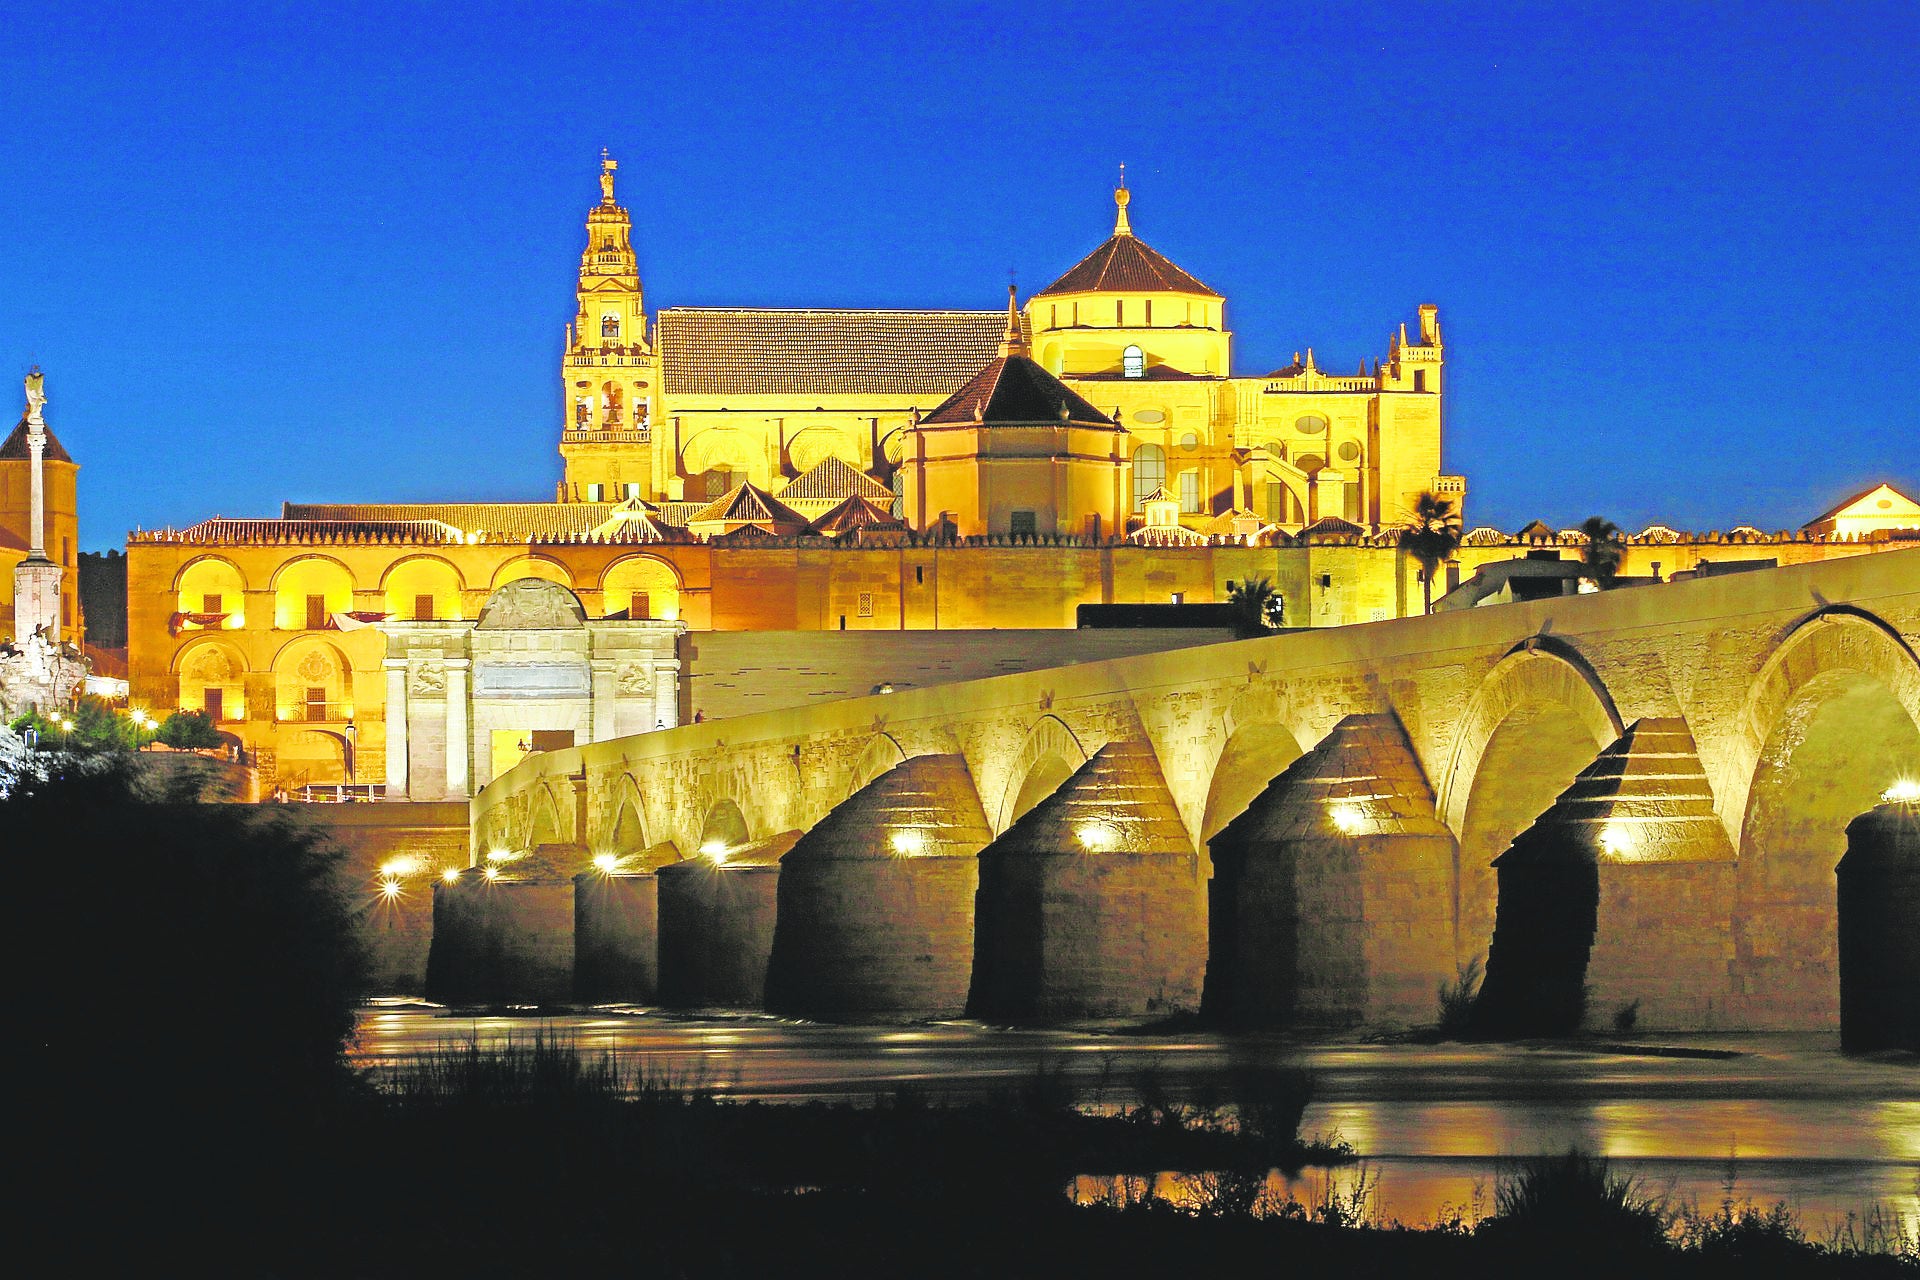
left=601, top=315, right=620, bottom=338
left=1132, top=443, right=1166, bottom=510
left=1122, top=345, right=1145, bottom=378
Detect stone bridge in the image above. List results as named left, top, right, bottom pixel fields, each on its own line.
left=454, top=548, right=1920, bottom=1034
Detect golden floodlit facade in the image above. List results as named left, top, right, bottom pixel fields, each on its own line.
left=120, top=157, right=1919, bottom=792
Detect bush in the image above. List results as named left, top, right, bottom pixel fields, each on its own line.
left=1480, top=1147, right=1668, bottom=1254
left=11, top=763, right=367, bottom=1127
left=1436, top=956, right=1482, bottom=1038
left=157, top=707, right=224, bottom=749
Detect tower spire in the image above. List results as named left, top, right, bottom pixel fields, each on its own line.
left=599, top=149, right=618, bottom=203
left=999, top=283, right=1028, bottom=357
left=1113, top=163, right=1132, bottom=237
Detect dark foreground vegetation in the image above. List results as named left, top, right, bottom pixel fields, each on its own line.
left=12, top=757, right=1917, bottom=1276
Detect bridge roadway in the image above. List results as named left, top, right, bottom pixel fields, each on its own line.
left=448, top=548, right=1920, bottom=1034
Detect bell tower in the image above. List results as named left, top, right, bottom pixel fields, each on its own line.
left=559, top=151, right=659, bottom=503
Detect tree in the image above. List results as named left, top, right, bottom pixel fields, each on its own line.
left=158, top=708, right=225, bottom=750
left=1398, top=491, right=1462, bottom=614
left=1579, top=516, right=1626, bottom=579
left=1225, top=577, right=1285, bottom=635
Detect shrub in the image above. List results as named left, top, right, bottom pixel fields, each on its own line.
left=157, top=707, right=224, bottom=750
left=1436, top=955, right=1482, bottom=1038
left=1481, top=1147, right=1668, bottom=1254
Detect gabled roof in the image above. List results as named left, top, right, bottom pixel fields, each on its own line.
left=1300, top=515, right=1366, bottom=539
left=590, top=496, right=690, bottom=543
left=806, top=494, right=907, bottom=536
left=685, top=482, right=808, bottom=536
left=0, top=420, right=73, bottom=463
left=1034, top=232, right=1217, bottom=298
left=779, top=455, right=894, bottom=502
left=1804, top=482, right=1920, bottom=528
left=657, top=308, right=1025, bottom=398
left=920, top=354, right=1116, bottom=427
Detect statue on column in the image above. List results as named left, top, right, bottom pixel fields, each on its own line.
left=24, top=367, right=46, bottom=425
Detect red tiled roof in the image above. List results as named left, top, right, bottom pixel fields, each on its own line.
left=1, top=420, right=73, bottom=462
left=920, top=354, right=1117, bottom=427
left=685, top=482, right=808, bottom=537
left=657, top=308, right=1026, bottom=398
left=1034, top=234, right=1216, bottom=299
left=779, top=455, right=894, bottom=502
left=807, top=494, right=907, bottom=536
left=145, top=518, right=468, bottom=545
left=283, top=502, right=616, bottom=538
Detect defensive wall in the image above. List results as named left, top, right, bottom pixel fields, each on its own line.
left=440, top=549, right=1920, bottom=1032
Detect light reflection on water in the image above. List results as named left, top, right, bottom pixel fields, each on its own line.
left=352, top=1003, right=1917, bottom=1229
left=1073, top=1159, right=1919, bottom=1239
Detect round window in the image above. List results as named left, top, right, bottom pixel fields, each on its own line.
left=1134, top=409, right=1166, bottom=424
left=1337, top=440, right=1360, bottom=462
left=1295, top=415, right=1329, bottom=435
left=1296, top=453, right=1324, bottom=473
left=1180, top=433, right=1199, bottom=451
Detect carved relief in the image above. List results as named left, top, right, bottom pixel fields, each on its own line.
left=616, top=661, right=652, bottom=695
left=187, top=648, right=234, bottom=682
left=476, top=578, right=587, bottom=630
left=411, top=661, right=447, bottom=695
left=296, top=648, right=334, bottom=682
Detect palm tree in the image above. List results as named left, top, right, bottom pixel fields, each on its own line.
left=1579, top=516, right=1626, bottom=579
left=1225, top=577, right=1284, bottom=635
left=1398, top=491, right=1462, bottom=614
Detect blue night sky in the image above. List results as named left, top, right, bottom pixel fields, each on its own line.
left=2, top=0, right=1915, bottom=551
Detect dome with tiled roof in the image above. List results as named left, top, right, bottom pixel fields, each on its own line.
left=1034, top=187, right=1217, bottom=299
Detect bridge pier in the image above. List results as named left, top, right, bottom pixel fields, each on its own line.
left=968, top=740, right=1204, bottom=1022
left=765, top=755, right=991, bottom=1021
left=574, top=871, right=659, bottom=1002
left=656, top=832, right=800, bottom=1008
left=1203, top=714, right=1457, bottom=1029
left=424, top=869, right=575, bottom=1006
left=1477, top=720, right=1737, bottom=1036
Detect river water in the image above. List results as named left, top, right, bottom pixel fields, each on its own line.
left=350, top=1002, right=1918, bottom=1234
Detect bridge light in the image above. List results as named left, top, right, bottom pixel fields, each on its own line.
left=889, top=829, right=926, bottom=856
left=1328, top=803, right=1365, bottom=835
left=1075, top=821, right=1119, bottom=852
left=483, top=865, right=501, bottom=881
left=381, top=856, right=423, bottom=878
left=1599, top=824, right=1633, bottom=857
left=593, top=852, right=621, bottom=873
left=378, top=875, right=402, bottom=900
left=441, top=867, right=462, bottom=884
left=1883, top=779, right=1920, bottom=804
left=700, top=840, right=731, bottom=864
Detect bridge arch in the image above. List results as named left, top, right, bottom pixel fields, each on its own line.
left=1199, top=682, right=1312, bottom=844
left=1732, top=607, right=1920, bottom=1028
left=847, top=733, right=909, bottom=797
left=528, top=783, right=565, bottom=849
left=698, top=796, right=751, bottom=854
left=1438, top=641, right=1625, bottom=966
left=996, top=715, right=1089, bottom=832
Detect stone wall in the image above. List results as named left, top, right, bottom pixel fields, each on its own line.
left=685, top=627, right=1236, bottom=722
left=299, top=801, right=468, bottom=996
